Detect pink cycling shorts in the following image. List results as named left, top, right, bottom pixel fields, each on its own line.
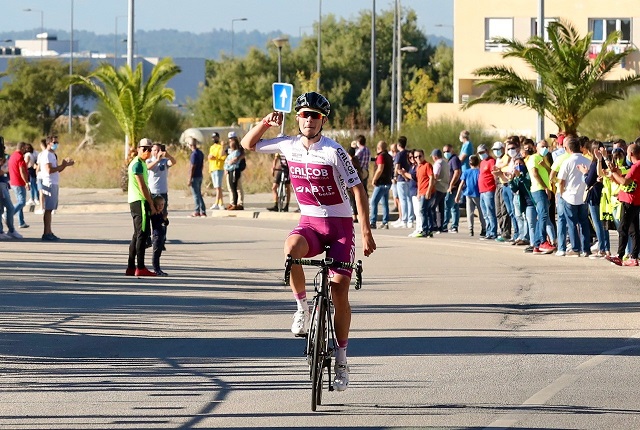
left=289, top=216, right=356, bottom=277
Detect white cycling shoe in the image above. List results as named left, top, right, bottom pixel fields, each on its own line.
left=291, top=310, right=309, bottom=336
left=333, top=363, right=350, bottom=392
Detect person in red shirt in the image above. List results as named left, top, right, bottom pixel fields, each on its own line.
left=412, top=149, right=435, bottom=238
left=478, top=144, right=498, bottom=239
left=606, top=141, right=640, bottom=266
left=8, top=142, right=30, bottom=229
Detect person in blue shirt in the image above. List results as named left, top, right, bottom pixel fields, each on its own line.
left=455, top=154, right=485, bottom=236
left=459, top=130, right=474, bottom=172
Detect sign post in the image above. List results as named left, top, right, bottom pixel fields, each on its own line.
left=272, top=83, right=293, bottom=135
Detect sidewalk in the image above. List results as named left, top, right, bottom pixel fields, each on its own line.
left=57, top=188, right=302, bottom=220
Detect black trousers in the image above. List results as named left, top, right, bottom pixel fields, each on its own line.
left=617, top=202, right=640, bottom=259
left=128, top=200, right=151, bottom=269
left=152, top=228, right=165, bottom=272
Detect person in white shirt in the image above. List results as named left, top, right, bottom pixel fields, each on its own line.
left=557, top=136, right=590, bottom=256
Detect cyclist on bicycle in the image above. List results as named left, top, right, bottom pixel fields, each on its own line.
left=267, top=153, right=291, bottom=212
left=241, top=92, right=376, bottom=392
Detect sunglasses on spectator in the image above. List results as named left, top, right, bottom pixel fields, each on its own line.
left=414, top=155, right=423, bottom=159
left=298, top=111, right=325, bottom=120
left=141, top=147, right=152, bottom=152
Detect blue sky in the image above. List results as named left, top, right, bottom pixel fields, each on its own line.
left=3, top=0, right=453, bottom=38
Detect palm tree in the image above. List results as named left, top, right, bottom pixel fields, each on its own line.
left=463, top=20, right=640, bottom=135
left=70, top=58, right=181, bottom=155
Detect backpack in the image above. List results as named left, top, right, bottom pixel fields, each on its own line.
left=239, top=158, right=247, bottom=172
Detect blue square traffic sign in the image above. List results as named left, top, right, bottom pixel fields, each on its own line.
left=272, top=83, right=294, bottom=113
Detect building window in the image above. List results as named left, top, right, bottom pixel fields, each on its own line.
left=589, top=18, right=631, bottom=44
left=485, top=18, right=513, bottom=51
left=531, top=18, right=558, bottom=40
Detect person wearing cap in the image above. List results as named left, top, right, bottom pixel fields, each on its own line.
left=188, top=137, right=206, bottom=217
left=551, top=133, right=566, bottom=161
left=126, top=138, right=157, bottom=276
left=208, top=132, right=227, bottom=210
left=39, top=136, right=74, bottom=241
left=441, top=144, right=462, bottom=233
left=429, top=148, right=449, bottom=233
left=477, top=144, right=497, bottom=239
left=241, top=91, right=376, bottom=393
left=492, top=140, right=514, bottom=242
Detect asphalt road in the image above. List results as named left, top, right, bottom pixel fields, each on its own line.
left=1, top=210, right=640, bottom=429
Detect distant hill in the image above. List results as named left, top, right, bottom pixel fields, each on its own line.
left=0, top=28, right=452, bottom=59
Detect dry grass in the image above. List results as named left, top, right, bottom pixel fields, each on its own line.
left=60, top=139, right=276, bottom=193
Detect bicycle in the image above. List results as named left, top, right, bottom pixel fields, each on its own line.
left=284, top=253, right=363, bottom=411
left=276, top=169, right=289, bottom=212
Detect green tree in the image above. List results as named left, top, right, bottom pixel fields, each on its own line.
left=0, top=58, right=93, bottom=134
left=192, top=7, right=434, bottom=130
left=463, top=20, right=640, bottom=135
left=430, top=43, right=453, bottom=102
left=70, top=58, right=181, bottom=152
left=403, top=68, right=438, bottom=124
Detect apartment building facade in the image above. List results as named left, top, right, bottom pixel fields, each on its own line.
left=428, top=0, right=640, bottom=137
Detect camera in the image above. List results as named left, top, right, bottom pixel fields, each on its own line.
left=159, top=144, right=166, bottom=152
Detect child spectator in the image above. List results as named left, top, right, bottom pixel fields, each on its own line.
left=455, top=154, right=485, bottom=237
left=151, top=195, right=169, bottom=276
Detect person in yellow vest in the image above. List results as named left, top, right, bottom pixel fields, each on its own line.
left=207, top=132, right=227, bottom=210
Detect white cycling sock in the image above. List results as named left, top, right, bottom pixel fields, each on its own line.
left=335, top=346, right=347, bottom=364
left=294, top=292, right=308, bottom=312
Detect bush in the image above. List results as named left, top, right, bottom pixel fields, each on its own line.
left=580, top=93, right=640, bottom=141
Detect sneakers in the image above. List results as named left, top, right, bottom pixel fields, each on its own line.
left=0, top=232, right=11, bottom=240
left=391, top=220, right=406, bottom=228
left=565, top=250, right=580, bottom=257
left=606, top=255, right=623, bottom=266
left=590, top=241, right=599, bottom=252
left=622, top=258, right=639, bottom=267
left=210, top=204, right=219, bottom=210
left=380, top=222, right=389, bottom=229
left=291, top=309, right=309, bottom=336
left=532, top=247, right=544, bottom=255
left=235, top=205, right=244, bottom=210
left=19, top=223, right=29, bottom=229
left=589, top=251, right=606, bottom=259
left=555, top=250, right=566, bottom=257
left=523, top=246, right=534, bottom=253
left=539, top=241, right=556, bottom=254
left=409, top=231, right=427, bottom=238
left=8, top=231, right=23, bottom=239
left=479, top=230, right=486, bottom=238
left=189, top=212, right=201, bottom=217
left=125, top=267, right=136, bottom=276
left=154, top=269, right=169, bottom=276
left=42, top=233, right=59, bottom=241
left=495, top=236, right=506, bottom=243
left=333, top=363, right=350, bottom=392
left=267, top=205, right=279, bottom=212
left=369, top=223, right=377, bottom=229
left=580, top=252, right=591, bottom=258
left=134, top=268, right=157, bottom=277
left=450, top=227, right=458, bottom=233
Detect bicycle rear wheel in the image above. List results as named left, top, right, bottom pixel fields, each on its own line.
left=310, top=297, right=326, bottom=411
left=277, top=181, right=287, bottom=211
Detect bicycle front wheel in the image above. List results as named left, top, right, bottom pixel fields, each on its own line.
left=310, top=297, right=326, bottom=411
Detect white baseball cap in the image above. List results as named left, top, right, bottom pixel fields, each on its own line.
left=228, top=131, right=237, bottom=138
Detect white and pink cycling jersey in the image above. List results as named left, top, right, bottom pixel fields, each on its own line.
left=255, top=135, right=361, bottom=218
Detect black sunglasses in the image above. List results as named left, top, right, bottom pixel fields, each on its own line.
left=140, top=146, right=152, bottom=152
left=298, top=111, right=325, bottom=120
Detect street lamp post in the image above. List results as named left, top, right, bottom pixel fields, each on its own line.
left=69, top=0, right=74, bottom=134
left=231, top=18, right=247, bottom=58
left=23, top=8, right=44, bottom=57
left=397, top=46, right=417, bottom=133
left=370, top=0, right=376, bottom=136
left=317, top=0, right=322, bottom=91
left=114, top=15, right=126, bottom=67
left=273, top=36, right=289, bottom=135
left=537, top=0, right=545, bottom=142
